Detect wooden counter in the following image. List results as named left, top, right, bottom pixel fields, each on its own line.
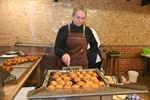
left=3, top=56, right=43, bottom=100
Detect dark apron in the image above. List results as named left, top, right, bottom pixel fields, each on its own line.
left=58, top=24, right=88, bottom=69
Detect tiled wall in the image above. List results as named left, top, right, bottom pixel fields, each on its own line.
left=0, top=0, right=150, bottom=46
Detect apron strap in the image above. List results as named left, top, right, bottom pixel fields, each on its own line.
left=68, top=24, right=71, bottom=35
left=83, top=26, right=85, bottom=36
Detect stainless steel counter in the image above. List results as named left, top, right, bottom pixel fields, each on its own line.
left=27, top=69, right=149, bottom=100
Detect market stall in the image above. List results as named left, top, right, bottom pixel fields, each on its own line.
left=0, top=55, right=43, bottom=100
left=27, top=68, right=148, bottom=100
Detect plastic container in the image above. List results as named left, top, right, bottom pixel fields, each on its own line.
left=128, top=70, right=139, bottom=83
left=143, top=48, right=150, bottom=55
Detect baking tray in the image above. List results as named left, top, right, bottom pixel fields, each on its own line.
left=27, top=68, right=149, bottom=99
left=1, top=62, right=34, bottom=84
left=12, top=62, right=32, bottom=68
left=42, top=68, right=109, bottom=87
left=27, top=68, right=110, bottom=99
left=0, top=55, right=36, bottom=83
left=7, top=62, right=34, bottom=83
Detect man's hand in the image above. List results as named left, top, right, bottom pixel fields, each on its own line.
left=62, top=53, right=71, bottom=66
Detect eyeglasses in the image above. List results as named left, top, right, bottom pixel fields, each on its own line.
left=75, top=15, right=86, bottom=20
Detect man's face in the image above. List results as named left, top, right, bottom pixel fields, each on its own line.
left=73, top=10, right=86, bottom=26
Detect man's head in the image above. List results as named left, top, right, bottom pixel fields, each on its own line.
left=72, top=6, right=87, bottom=26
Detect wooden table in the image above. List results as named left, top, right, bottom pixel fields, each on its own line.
left=107, top=53, right=120, bottom=76
left=3, top=56, right=43, bottom=100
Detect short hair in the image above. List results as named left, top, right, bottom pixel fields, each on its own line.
left=72, top=5, right=87, bottom=17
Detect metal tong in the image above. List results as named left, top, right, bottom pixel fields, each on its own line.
left=63, top=66, right=82, bottom=72
left=68, top=66, right=73, bottom=72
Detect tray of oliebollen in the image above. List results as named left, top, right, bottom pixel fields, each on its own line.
left=27, top=68, right=110, bottom=99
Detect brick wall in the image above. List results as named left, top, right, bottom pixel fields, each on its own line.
left=0, top=45, right=150, bottom=75
left=100, top=45, right=150, bottom=75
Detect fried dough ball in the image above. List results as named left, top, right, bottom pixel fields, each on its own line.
left=62, top=73, right=68, bottom=77
left=68, top=72, right=74, bottom=75
left=78, top=74, right=84, bottom=79
left=98, top=81, right=105, bottom=87
left=50, top=81, right=58, bottom=86
left=23, top=56, right=39, bottom=62
left=74, top=77, right=81, bottom=82
left=55, top=84, right=63, bottom=89
left=85, top=80, right=93, bottom=86
left=52, top=74, right=60, bottom=79
left=76, top=71, right=81, bottom=76
left=82, top=77, right=90, bottom=81
left=77, top=81, right=85, bottom=87
left=90, top=76, right=98, bottom=81
left=82, top=83, right=90, bottom=88
left=23, top=58, right=28, bottom=63
left=87, top=71, right=93, bottom=74
left=55, top=71, right=62, bottom=76
left=64, top=85, right=72, bottom=89
left=55, top=77, right=63, bottom=82
left=81, top=71, right=87, bottom=75
left=90, top=77, right=99, bottom=83
left=0, top=66, right=13, bottom=73
left=3, top=61, right=12, bottom=66
left=92, top=83, right=100, bottom=88
left=82, top=80, right=94, bottom=88
left=48, top=85, right=55, bottom=90
left=69, top=73, right=77, bottom=79
left=33, top=56, right=39, bottom=60
left=27, top=56, right=37, bottom=62
left=17, top=58, right=24, bottom=64
left=58, top=80, right=66, bottom=86
left=5, top=66, right=13, bottom=72
left=85, top=73, right=92, bottom=78
left=10, top=59, right=17, bottom=65
left=65, top=81, right=73, bottom=86
left=91, top=72, right=98, bottom=77
left=62, top=76, right=71, bottom=81
left=72, top=84, right=80, bottom=89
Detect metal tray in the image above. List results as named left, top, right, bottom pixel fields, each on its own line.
left=8, top=62, right=34, bottom=83
left=6, top=50, right=20, bottom=55
left=27, top=68, right=110, bottom=99
left=0, top=71, right=16, bottom=83
left=42, top=68, right=109, bottom=87
left=27, top=68, right=149, bottom=99
left=0, top=62, right=33, bottom=84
